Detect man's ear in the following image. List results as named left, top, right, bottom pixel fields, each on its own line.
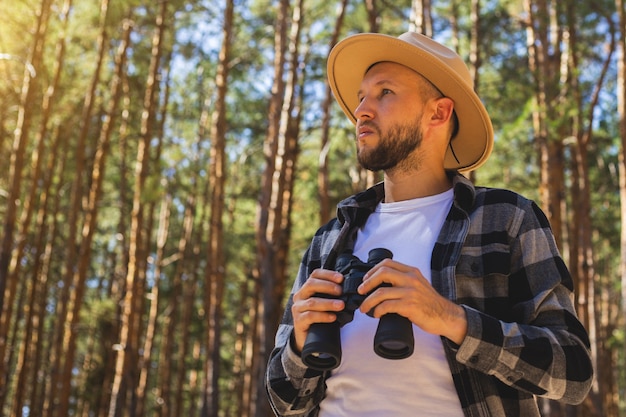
left=429, top=97, right=455, bottom=127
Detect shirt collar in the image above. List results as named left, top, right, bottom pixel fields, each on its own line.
left=336, top=172, right=476, bottom=225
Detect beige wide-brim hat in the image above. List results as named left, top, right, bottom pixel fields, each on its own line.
left=327, top=32, right=494, bottom=172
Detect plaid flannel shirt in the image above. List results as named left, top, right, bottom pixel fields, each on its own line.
left=265, top=173, right=593, bottom=417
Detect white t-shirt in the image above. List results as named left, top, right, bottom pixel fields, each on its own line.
left=319, top=188, right=464, bottom=417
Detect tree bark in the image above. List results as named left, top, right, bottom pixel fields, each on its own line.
left=200, top=1, right=234, bottom=416
left=108, top=2, right=167, bottom=413
left=615, top=0, right=626, bottom=406
left=0, top=0, right=53, bottom=406
left=55, top=16, right=133, bottom=417
left=409, top=0, right=433, bottom=36
left=524, top=0, right=565, bottom=245
left=30, top=122, right=71, bottom=417
left=135, top=193, right=171, bottom=417
left=44, top=2, right=111, bottom=415
left=253, top=0, right=305, bottom=415
left=576, top=1, right=616, bottom=413
left=318, top=0, right=348, bottom=225
left=614, top=0, right=626, bottom=416
left=7, top=1, right=70, bottom=415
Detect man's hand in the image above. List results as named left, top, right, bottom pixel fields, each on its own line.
left=357, top=259, right=468, bottom=345
left=290, top=269, right=345, bottom=353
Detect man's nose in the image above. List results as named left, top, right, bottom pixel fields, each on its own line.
left=354, top=97, right=374, bottom=120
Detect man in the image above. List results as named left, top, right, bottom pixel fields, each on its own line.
left=265, top=32, right=593, bottom=417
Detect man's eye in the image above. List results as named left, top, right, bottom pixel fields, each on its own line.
left=381, top=89, right=392, bottom=96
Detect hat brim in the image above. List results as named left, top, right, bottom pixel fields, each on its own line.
left=327, top=33, right=493, bottom=172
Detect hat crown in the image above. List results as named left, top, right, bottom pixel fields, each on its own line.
left=397, top=32, right=473, bottom=91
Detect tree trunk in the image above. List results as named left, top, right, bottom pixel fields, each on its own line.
left=94, top=66, right=133, bottom=417
left=615, top=0, right=626, bottom=416
left=229, top=276, right=251, bottom=416
left=7, top=1, right=70, bottom=415
left=318, top=0, right=348, bottom=225
left=31, top=123, right=71, bottom=417
left=131, top=48, right=171, bottom=417
left=0, top=0, right=52, bottom=406
left=135, top=193, right=171, bottom=417
left=254, top=0, right=306, bottom=415
left=108, top=2, right=167, bottom=413
left=252, top=0, right=289, bottom=410
left=174, top=262, right=196, bottom=415
left=409, top=0, right=433, bottom=36
left=245, top=279, right=261, bottom=417
left=21, top=127, right=64, bottom=417
left=55, top=15, right=133, bottom=417
left=157, top=185, right=190, bottom=417
left=524, top=0, right=565, bottom=245
left=569, top=1, right=615, bottom=414
left=44, top=2, right=110, bottom=415
left=199, top=1, right=234, bottom=416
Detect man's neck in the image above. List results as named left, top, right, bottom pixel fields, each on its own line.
left=382, top=166, right=451, bottom=203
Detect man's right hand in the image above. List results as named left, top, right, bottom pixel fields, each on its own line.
left=290, top=269, right=345, bottom=353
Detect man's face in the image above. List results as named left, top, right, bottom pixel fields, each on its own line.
left=354, top=62, right=429, bottom=172
left=356, top=110, right=424, bottom=172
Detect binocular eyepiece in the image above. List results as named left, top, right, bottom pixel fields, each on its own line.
left=301, top=248, right=415, bottom=371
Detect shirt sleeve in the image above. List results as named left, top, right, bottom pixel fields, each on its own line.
left=265, top=248, right=327, bottom=417
left=454, top=199, right=593, bottom=404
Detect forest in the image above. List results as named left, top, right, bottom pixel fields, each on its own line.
left=0, top=0, right=624, bottom=416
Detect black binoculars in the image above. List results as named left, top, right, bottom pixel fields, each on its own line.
left=301, top=248, right=415, bottom=371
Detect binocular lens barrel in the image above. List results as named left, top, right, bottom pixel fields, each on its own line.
left=301, top=321, right=342, bottom=371
left=373, top=313, right=415, bottom=359
left=367, top=248, right=393, bottom=265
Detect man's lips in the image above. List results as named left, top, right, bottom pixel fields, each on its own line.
left=357, top=123, right=377, bottom=139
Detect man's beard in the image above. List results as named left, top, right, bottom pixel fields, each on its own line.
left=357, top=116, right=423, bottom=172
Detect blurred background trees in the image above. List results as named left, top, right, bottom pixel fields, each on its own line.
left=0, top=0, right=624, bottom=416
